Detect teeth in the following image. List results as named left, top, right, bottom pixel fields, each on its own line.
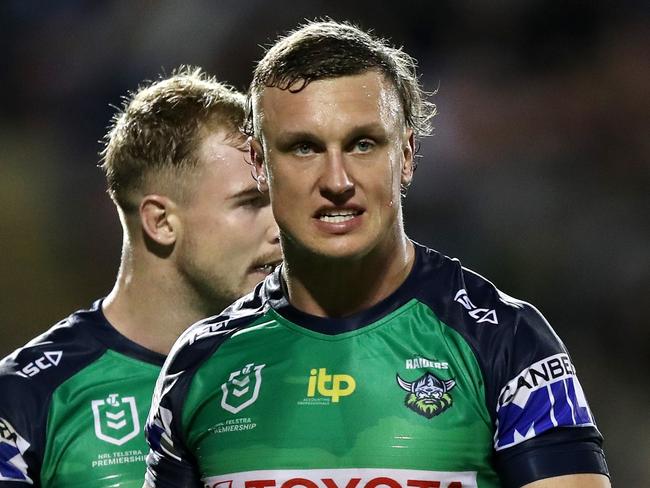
left=318, top=209, right=359, bottom=223
left=320, top=214, right=355, bottom=223
left=257, top=264, right=273, bottom=273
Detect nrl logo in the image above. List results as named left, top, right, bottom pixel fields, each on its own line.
left=91, top=393, right=140, bottom=446
left=396, top=372, right=456, bottom=419
left=221, top=363, right=266, bottom=414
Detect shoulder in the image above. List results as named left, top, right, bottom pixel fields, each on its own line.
left=145, top=282, right=273, bottom=472
left=0, top=302, right=108, bottom=396
left=411, top=243, right=576, bottom=407
left=413, top=243, right=604, bottom=480
left=413, top=242, right=554, bottom=348
left=0, top=302, right=109, bottom=483
left=157, top=280, right=273, bottom=389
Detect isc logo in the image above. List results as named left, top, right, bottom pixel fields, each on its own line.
left=307, top=368, right=356, bottom=403
left=454, top=289, right=498, bottom=325
left=16, top=351, right=63, bottom=378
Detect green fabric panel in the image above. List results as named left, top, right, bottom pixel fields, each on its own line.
left=41, top=350, right=160, bottom=488
left=182, top=301, right=500, bottom=487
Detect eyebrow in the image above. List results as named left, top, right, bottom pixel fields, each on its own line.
left=276, top=123, right=388, bottom=146
left=344, top=123, right=388, bottom=142
left=275, top=131, right=323, bottom=149
left=228, top=186, right=262, bottom=201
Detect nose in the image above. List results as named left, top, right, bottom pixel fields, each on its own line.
left=268, top=223, right=280, bottom=245
left=264, top=207, right=280, bottom=245
left=319, top=150, right=354, bottom=202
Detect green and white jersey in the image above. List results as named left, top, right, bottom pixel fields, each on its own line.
left=0, top=301, right=165, bottom=487
left=145, top=244, right=608, bottom=488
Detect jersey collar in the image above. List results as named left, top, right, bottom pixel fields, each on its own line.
left=84, top=299, right=167, bottom=366
left=267, top=242, right=439, bottom=335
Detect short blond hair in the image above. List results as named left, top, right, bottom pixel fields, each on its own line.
left=101, top=66, right=245, bottom=211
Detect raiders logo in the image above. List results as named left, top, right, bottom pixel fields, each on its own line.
left=396, top=372, right=456, bottom=419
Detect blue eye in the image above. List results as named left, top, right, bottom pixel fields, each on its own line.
left=355, top=139, right=374, bottom=152
left=294, top=143, right=314, bottom=155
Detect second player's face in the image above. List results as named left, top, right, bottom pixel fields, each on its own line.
left=176, top=128, right=281, bottom=311
left=255, top=71, right=414, bottom=261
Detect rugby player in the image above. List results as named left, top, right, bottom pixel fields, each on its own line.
left=0, top=67, right=280, bottom=487
left=143, top=24, right=610, bottom=488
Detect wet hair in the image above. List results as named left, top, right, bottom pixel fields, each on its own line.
left=101, top=66, right=245, bottom=212
left=245, top=20, right=435, bottom=139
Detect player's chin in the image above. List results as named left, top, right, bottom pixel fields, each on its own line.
left=309, top=237, right=374, bottom=260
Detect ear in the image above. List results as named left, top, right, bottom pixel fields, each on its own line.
left=400, top=129, right=415, bottom=188
left=250, top=137, right=268, bottom=192
left=139, top=195, right=179, bottom=247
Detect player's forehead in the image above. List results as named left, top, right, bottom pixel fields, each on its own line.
left=256, top=71, right=404, bottom=137
left=189, top=130, right=255, bottom=200
left=196, top=121, right=246, bottom=156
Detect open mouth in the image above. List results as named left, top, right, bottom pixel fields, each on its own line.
left=251, top=258, right=282, bottom=275
left=316, top=208, right=363, bottom=223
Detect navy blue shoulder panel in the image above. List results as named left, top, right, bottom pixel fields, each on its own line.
left=0, top=299, right=168, bottom=485
left=163, top=278, right=272, bottom=376
left=408, top=244, right=561, bottom=417
left=0, top=302, right=109, bottom=484
left=90, top=300, right=166, bottom=366
left=410, top=243, right=607, bottom=482
left=144, top=283, right=270, bottom=488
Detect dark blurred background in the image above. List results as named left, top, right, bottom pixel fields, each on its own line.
left=1, top=0, right=648, bottom=485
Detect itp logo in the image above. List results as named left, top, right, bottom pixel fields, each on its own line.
left=307, top=368, right=356, bottom=403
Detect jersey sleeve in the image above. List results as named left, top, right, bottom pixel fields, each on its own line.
left=488, top=299, right=609, bottom=486
left=145, top=288, right=269, bottom=487
left=0, top=362, right=46, bottom=486
left=144, top=363, right=201, bottom=487
left=0, top=415, right=35, bottom=485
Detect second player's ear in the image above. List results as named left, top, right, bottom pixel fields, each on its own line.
left=139, top=195, right=179, bottom=247
left=250, top=137, right=268, bottom=192
left=400, top=129, right=415, bottom=187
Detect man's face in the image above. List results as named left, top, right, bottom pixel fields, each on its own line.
left=254, top=71, right=414, bottom=261
left=176, top=128, right=281, bottom=311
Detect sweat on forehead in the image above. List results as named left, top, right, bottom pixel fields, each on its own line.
left=254, top=71, right=405, bottom=140
left=244, top=20, right=435, bottom=140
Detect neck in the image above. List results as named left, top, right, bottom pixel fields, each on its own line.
left=102, top=249, right=225, bottom=356
left=283, top=233, right=415, bottom=318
